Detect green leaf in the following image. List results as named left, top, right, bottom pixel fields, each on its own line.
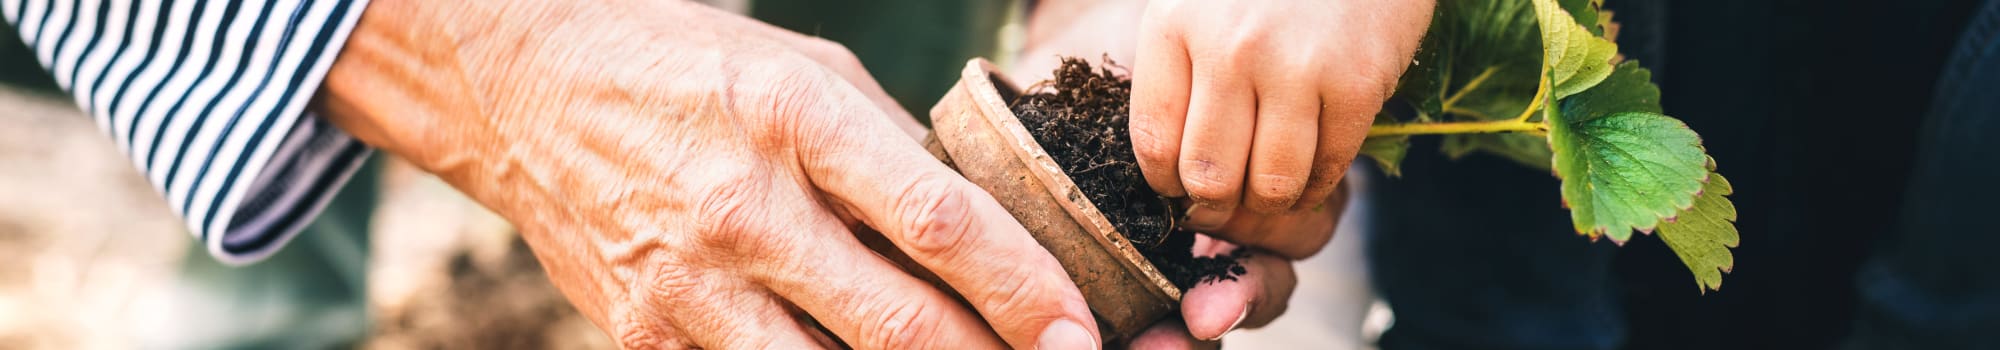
left=1657, top=169, right=1738, bottom=292
left=1395, top=0, right=1544, bottom=121
left=1558, top=0, right=1605, bottom=36
left=1361, top=136, right=1411, bottom=177
left=1548, top=62, right=1709, bottom=242
left=1561, top=61, right=1662, bottom=115
left=1533, top=0, right=1618, bottom=99
left=1361, top=111, right=1411, bottom=176
left=1442, top=133, right=1553, bottom=171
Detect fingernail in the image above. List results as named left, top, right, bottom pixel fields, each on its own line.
left=1183, top=203, right=1231, bottom=231
left=1202, top=307, right=1251, bottom=341
left=1038, top=319, right=1098, bottom=350
left=1227, top=306, right=1250, bottom=333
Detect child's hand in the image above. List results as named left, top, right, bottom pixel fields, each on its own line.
left=1129, top=0, right=1431, bottom=229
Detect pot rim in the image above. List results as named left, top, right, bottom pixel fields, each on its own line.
left=956, top=58, right=1183, bottom=303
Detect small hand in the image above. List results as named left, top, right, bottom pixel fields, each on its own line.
left=1018, top=0, right=1406, bottom=345
left=1129, top=0, right=1430, bottom=229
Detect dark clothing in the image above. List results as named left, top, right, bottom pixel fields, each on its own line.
left=1369, top=0, right=1998, bottom=349
left=1846, top=0, right=2000, bottom=348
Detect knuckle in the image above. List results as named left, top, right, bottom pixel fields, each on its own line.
left=1224, top=33, right=1271, bottom=63
left=1179, top=159, right=1242, bottom=203
left=611, top=302, right=692, bottom=350
left=1274, top=44, right=1323, bottom=74
left=730, top=60, right=870, bottom=152
left=691, top=166, right=772, bottom=252
left=862, top=297, right=944, bottom=349
left=1293, top=186, right=1339, bottom=213
left=800, top=37, right=850, bottom=59
left=810, top=38, right=867, bottom=71
left=613, top=322, right=684, bottom=349
left=642, top=264, right=706, bottom=309
left=983, top=266, right=1050, bottom=321
left=891, top=174, right=979, bottom=259
left=1322, top=74, right=1393, bottom=112
left=1248, top=173, right=1307, bottom=212
left=733, top=62, right=836, bottom=123
left=1307, top=164, right=1352, bottom=192
left=1129, top=121, right=1179, bottom=164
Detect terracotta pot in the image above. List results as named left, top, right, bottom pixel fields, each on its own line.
left=923, top=58, right=1181, bottom=342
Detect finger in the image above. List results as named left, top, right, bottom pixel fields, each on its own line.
left=1181, top=240, right=1296, bottom=340
left=638, top=275, right=828, bottom=349
left=1126, top=318, right=1220, bottom=350
left=1130, top=2, right=1194, bottom=198
left=797, top=98, right=1100, bottom=349
left=752, top=209, right=1005, bottom=349
left=1175, top=54, right=1257, bottom=231
left=1176, top=59, right=1256, bottom=232
left=1208, top=183, right=1344, bottom=259
left=1291, top=78, right=1381, bottom=211
left=1242, top=68, right=1321, bottom=214
left=1223, top=251, right=1298, bottom=330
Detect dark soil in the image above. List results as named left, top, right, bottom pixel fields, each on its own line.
left=1011, top=57, right=1245, bottom=290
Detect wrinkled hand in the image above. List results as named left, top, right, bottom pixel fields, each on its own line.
left=323, top=0, right=1098, bottom=348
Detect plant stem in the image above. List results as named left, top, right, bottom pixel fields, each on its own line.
left=1367, top=119, right=1548, bottom=137
left=1512, top=71, right=1552, bottom=123
left=1441, top=66, right=1499, bottom=111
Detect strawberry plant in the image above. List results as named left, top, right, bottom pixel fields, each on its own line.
left=1364, top=0, right=1737, bottom=291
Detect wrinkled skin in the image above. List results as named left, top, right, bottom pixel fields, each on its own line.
left=322, top=0, right=1100, bottom=348
left=1018, top=0, right=1431, bottom=346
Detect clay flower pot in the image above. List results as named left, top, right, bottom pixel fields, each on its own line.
left=923, top=58, right=1181, bottom=341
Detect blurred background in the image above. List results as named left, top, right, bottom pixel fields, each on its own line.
left=0, top=49, right=616, bottom=348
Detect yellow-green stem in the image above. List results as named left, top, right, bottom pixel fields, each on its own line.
left=1441, top=66, right=1500, bottom=111
left=1367, top=119, right=1548, bottom=137
left=1513, top=70, right=1553, bottom=122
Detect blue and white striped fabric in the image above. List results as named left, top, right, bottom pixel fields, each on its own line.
left=4, top=0, right=374, bottom=264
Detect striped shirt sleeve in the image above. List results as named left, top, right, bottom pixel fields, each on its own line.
left=3, top=0, right=375, bottom=264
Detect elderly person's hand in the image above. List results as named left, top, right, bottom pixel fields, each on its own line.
left=322, top=0, right=1100, bottom=348
left=1018, top=0, right=1429, bottom=346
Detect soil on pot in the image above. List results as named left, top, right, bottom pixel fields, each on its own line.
left=1011, top=57, right=1246, bottom=290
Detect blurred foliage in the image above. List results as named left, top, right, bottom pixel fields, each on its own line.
left=753, top=0, right=1011, bottom=125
